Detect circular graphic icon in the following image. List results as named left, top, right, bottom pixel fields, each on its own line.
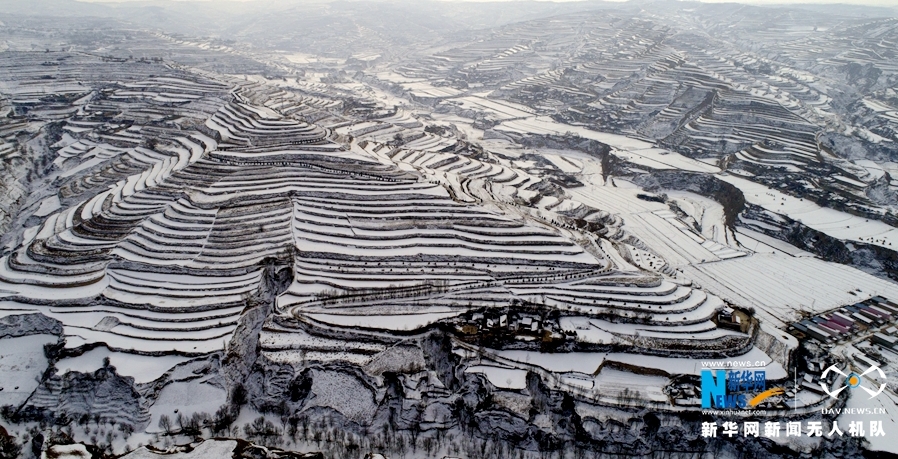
left=820, top=365, right=886, bottom=399
left=846, top=372, right=862, bottom=388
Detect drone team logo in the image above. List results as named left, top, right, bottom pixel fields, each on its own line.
left=701, top=369, right=785, bottom=409
left=820, top=364, right=887, bottom=400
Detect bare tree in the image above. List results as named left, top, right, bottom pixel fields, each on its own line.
left=158, top=415, right=173, bottom=436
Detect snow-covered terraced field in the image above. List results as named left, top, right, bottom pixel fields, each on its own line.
left=682, top=253, right=898, bottom=328
left=495, top=116, right=720, bottom=173
left=5, top=8, right=898, bottom=457
left=206, top=99, right=332, bottom=149
left=0, top=80, right=785, bottom=434
left=0, top=85, right=740, bottom=358
left=0, top=83, right=360, bottom=354
left=720, top=174, right=898, bottom=250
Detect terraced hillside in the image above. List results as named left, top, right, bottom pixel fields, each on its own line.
left=0, top=37, right=781, bottom=455
left=375, top=6, right=898, bottom=240
left=0, top=68, right=747, bottom=361
left=1, top=3, right=898, bottom=458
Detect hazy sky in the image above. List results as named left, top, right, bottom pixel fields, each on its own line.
left=74, top=0, right=898, bottom=7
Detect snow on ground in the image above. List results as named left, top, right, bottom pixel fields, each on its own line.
left=718, top=173, right=898, bottom=250
left=568, top=174, right=668, bottom=216
left=681, top=253, right=898, bottom=328
left=0, top=304, right=37, bottom=318
left=465, top=364, right=528, bottom=390
left=838, top=389, right=898, bottom=455
left=623, top=211, right=725, bottom=266
left=147, top=380, right=226, bottom=433
left=495, top=350, right=606, bottom=374
left=666, top=190, right=735, bottom=246
left=561, top=314, right=622, bottom=342
left=404, top=81, right=463, bottom=99
left=495, top=116, right=719, bottom=173
left=593, top=368, right=669, bottom=403
left=120, top=440, right=238, bottom=459
left=304, top=369, right=377, bottom=423
left=61, top=326, right=227, bottom=355
left=543, top=152, right=582, bottom=174
left=0, top=268, right=109, bottom=298
left=0, top=334, right=55, bottom=406
left=45, top=444, right=92, bottom=458
left=494, top=347, right=785, bottom=379
left=56, top=348, right=191, bottom=384
left=266, top=349, right=373, bottom=366
left=567, top=172, right=747, bottom=268
left=616, top=347, right=786, bottom=379
left=854, top=160, right=886, bottom=180
left=304, top=311, right=465, bottom=331
left=735, top=227, right=815, bottom=257
left=34, top=195, right=61, bottom=217
left=374, top=72, right=427, bottom=84
left=450, top=96, right=534, bottom=120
